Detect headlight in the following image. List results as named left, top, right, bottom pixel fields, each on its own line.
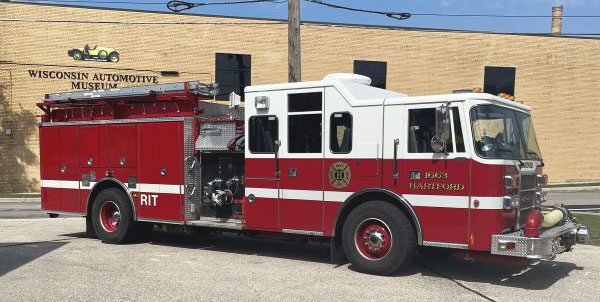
left=536, top=174, right=548, bottom=187
left=504, top=175, right=520, bottom=189
left=536, top=191, right=547, bottom=204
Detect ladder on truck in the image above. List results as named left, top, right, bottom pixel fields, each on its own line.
left=44, top=81, right=218, bottom=102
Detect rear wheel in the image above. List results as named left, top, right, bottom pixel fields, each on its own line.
left=92, top=188, right=136, bottom=244
left=342, top=201, right=416, bottom=275
left=72, top=50, right=83, bottom=60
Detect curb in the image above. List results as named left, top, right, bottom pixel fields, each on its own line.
left=0, top=198, right=41, bottom=203
left=543, top=186, right=600, bottom=192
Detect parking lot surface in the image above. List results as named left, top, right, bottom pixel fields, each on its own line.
left=0, top=218, right=598, bottom=302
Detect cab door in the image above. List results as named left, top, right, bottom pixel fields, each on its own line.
left=385, top=102, right=471, bottom=245
left=278, top=89, right=325, bottom=233
left=245, top=115, right=281, bottom=231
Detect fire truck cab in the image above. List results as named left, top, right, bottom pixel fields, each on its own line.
left=38, top=74, right=589, bottom=275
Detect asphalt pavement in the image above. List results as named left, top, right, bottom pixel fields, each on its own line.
left=0, top=218, right=598, bottom=302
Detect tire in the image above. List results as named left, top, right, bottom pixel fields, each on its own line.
left=108, top=51, right=120, bottom=63
left=342, top=200, right=417, bottom=275
left=91, top=188, right=137, bottom=244
left=98, top=50, right=108, bottom=59
left=72, top=50, right=83, bottom=61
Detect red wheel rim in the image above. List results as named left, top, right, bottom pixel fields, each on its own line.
left=355, top=218, right=393, bottom=261
left=100, top=201, right=121, bottom=233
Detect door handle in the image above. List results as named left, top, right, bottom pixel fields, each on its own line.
left=60, top=165, right=66, bottom=174
left=393, top=139, right=399, bottom=180
left=274, top=140, right=281, bottom=178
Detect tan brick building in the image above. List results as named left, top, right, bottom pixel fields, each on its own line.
left=1, top=1, right=599, bottom=192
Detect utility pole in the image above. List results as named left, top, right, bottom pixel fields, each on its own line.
left=288, top=0, right=301, bottom=82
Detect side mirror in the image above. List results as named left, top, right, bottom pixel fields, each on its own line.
left=431, top=103, right=451, bottom=153
left=274, top=140, right=281, bottom=152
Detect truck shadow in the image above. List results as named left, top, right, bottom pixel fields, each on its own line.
left=148, top=231, right=333, bottom=264
left=151, top=232, right=582, bottom=289
left=413, top=251, right=583, bottom=290
left=61, top=230, right=583, bottom=289
left=0, top=241, right=69, bottom=277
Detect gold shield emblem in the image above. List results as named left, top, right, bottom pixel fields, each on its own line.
left=329, top=161, right=352, bottom=189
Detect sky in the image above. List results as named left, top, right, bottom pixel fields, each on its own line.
left=9, top=0, right=600, bottom=34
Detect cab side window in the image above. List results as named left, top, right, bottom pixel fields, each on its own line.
left=288, top=92, right=322, bottom=153
left=452, top=107, right=465, bottom=152
left=330, top=112, right=352, bottom=153
left=249, top=115, right=278, bottom=153
left=408, top=107, right=463, bottom=153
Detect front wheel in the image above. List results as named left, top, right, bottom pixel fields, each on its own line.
left=92, top=188, right=136, bottom=244
left=108, top=51, right=120, bottom=63
left=342, top=201, right=416, bottom=275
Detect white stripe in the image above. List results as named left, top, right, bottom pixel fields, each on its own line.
left=471, top=196, right=505, bottom=210
left=281, top=189, right=322, bottom=201
left=324, top=191, right=353, bottom=202
left=246, top=187, right=278, bottom=199
left=136, top=183, right=160, bottom=193
left=40, top=180, right=61, bottom=188
left=41, top=180, right=182, bottom=194
left=404, top=194, right=469, bottom=209
left=160, top=184, right=182, bottom=194
left=61, top=180, right=80, bottom=189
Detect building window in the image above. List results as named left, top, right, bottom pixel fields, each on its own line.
left=288, top=92, right=322, bottom=153
left=353, top=60, right=387, bottom=89
left=249, top=115, right=278, bottom=153
left=330, top=112, right=352, bottom=153
left=484, top=66, right=516, bottom=96
left=215, top=53, right=251, bottom=101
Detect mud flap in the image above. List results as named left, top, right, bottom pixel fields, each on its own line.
left=85, top=216, right=96, bottom=237
left=331, top=237, right=347, bottom=265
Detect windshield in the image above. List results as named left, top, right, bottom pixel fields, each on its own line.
left=470, top=105, right=542, bottom=160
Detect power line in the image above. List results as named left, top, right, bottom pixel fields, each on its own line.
left=0, top=17, right=285, bottom=25
left=166, top=0, right=282, bottom=12
left=411, top=13, right=600, bottom=18
left=304, top=0, right=410, bottom=20
left=10, top=0, right=165, bottom=4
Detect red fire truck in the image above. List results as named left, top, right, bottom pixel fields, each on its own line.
left=38, top=74, right=589, bottom=275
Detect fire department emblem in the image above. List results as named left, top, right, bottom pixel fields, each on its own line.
left=328, top=161, right=352, bottom=189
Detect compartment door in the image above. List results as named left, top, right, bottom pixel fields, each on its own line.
left=40, top=127, right=61, bottom=211
left=59, top=126, right=80, bottom=212
left=137, top=122, right=182, bottom=221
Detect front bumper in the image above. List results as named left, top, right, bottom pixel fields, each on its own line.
left=491, top=220, right=589, bottom=260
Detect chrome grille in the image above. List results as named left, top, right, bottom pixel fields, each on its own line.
left=518, top=173, right=536, bottom=227
left=520, top=174, right=535, bottom=190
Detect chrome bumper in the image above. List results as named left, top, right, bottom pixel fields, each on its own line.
left=491, top=221, right=589, bottom=260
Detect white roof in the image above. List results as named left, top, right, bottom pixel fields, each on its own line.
left=245, top=74, right=530, bottom=111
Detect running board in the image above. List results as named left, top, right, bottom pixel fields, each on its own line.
left=186, top=217, right=244, bottom=230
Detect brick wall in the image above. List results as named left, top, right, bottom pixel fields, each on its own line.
left=1, top=2, right=599, bottom=191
